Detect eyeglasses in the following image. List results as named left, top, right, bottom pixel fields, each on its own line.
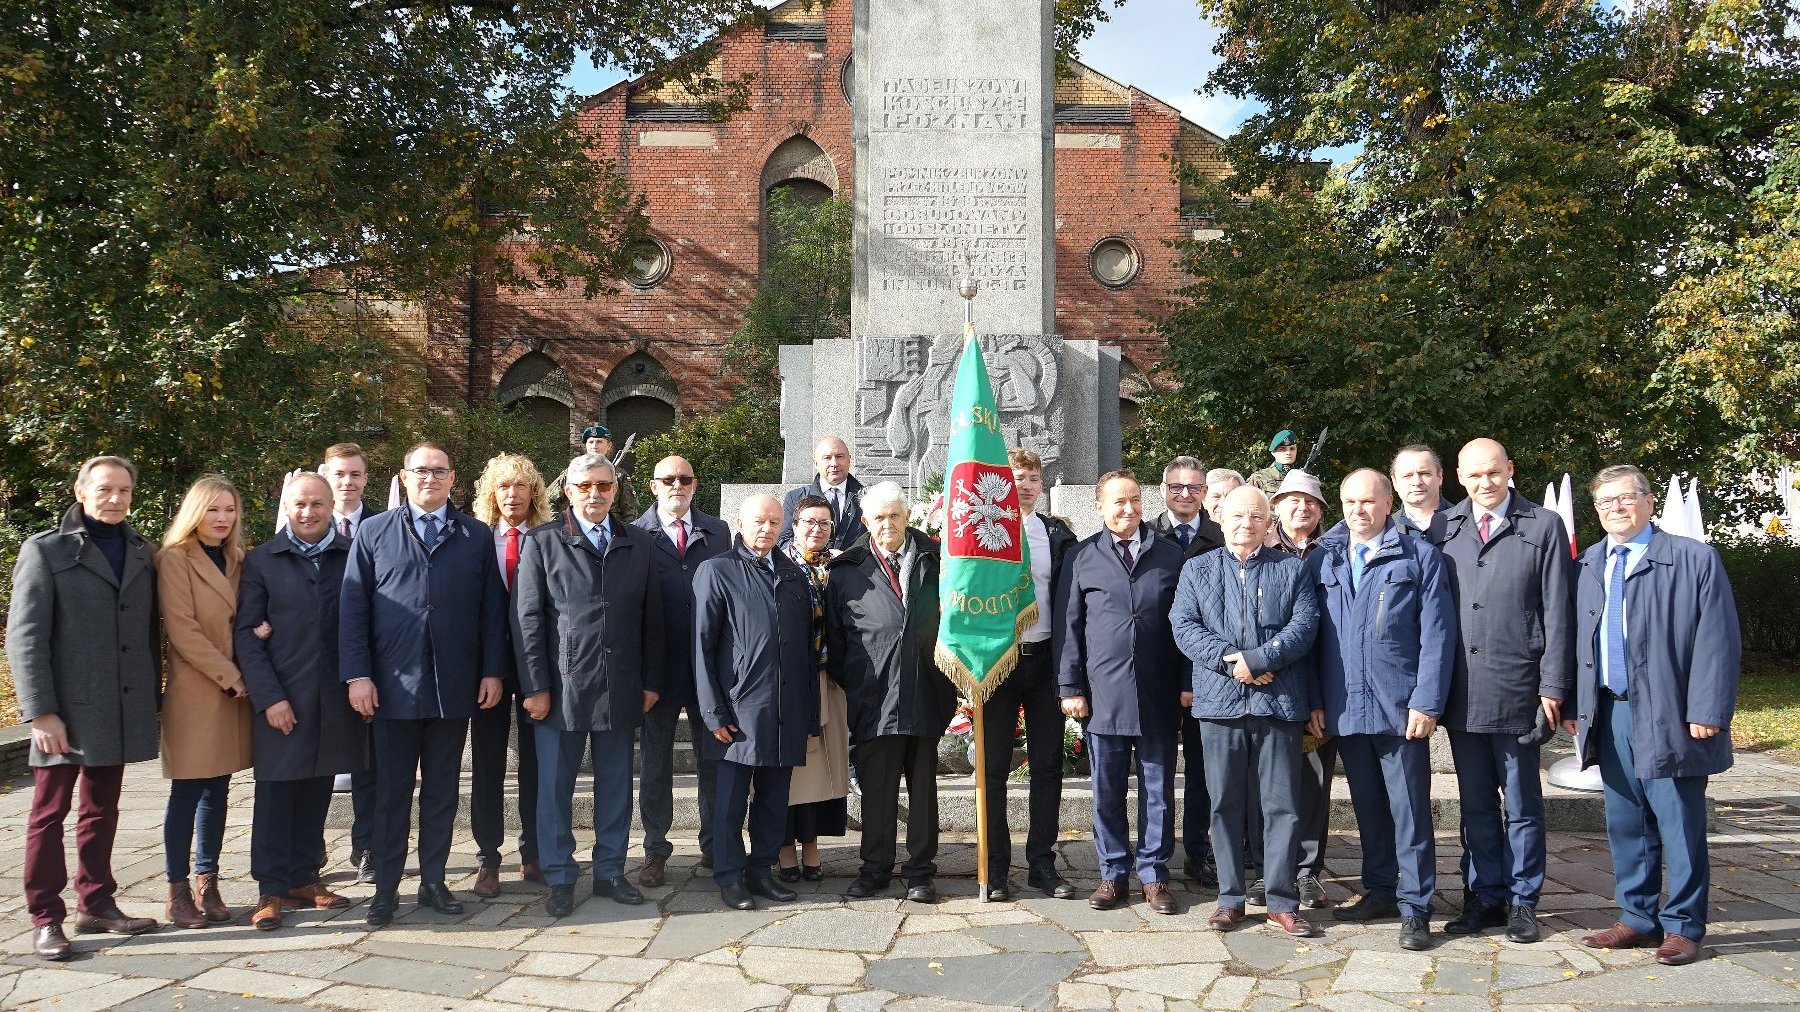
left=797, top=518, right=834, bottom=530
left=1164, top=483, right=1204, bottom=495
left=1593, top=493, right=1646, bottom=510
left=406, top=467, right=452, bottom=480
left=654, top=475, right=696, bottom=487
left=570, top=481, right=615, bottom=495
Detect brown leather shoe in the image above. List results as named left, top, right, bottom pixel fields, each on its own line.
left=473, top=866, right=501, bottom=898
left=166, top=881, right=207, bottom=929
left=1581, top=921, right=1660, bottom=949
left=520, top=862, right=545, bottom=884
left=1208, top=905, right=1246, bottom=931
left=72, top=905, right=157, bottom=935
left=253, top=895, right=285, bottom=931
left=285, top=883, right=352, bottom=910
left=1268, top=910, right=1320, bottom=937
left=1655, top=934, right=1703, bottom=965
left=33, top=923, right=71, bottom=961
left=1143, top=881, right=1177, bottom=915
left=1088, top=878, right=1126, bottom=910
left=638, top=855, right=667, bottom=888
left=195, top=873, right=231, bottom=923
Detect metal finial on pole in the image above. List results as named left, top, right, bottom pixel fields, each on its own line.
left=960, top=249, right=979, bottom=340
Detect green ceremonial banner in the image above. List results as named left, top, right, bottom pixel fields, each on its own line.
left=935, top=334, right=1039, bottom=705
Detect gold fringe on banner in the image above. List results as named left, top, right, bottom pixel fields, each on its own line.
left=935, top=600, right=1040, bottom=708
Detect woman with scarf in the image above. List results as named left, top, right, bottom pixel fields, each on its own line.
left=774, top=494, right=851, bottom=880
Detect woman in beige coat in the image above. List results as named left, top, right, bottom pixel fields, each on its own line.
left=158, top=475, right=253, bottom=928
left=776, top=494, right=852, bottom=881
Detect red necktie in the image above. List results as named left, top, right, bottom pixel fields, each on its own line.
left=876, top=550, right=903, bottom=600
left=504, top=527, right=520, bottom=590
left=1478, top=513, right=1492, bottom=544
left=1119, top=538, right=1135, bottom=570
left=674, top=518, right=688, bottom=557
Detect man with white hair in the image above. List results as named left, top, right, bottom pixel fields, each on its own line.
left=1204, top=469, right=1246, bottom=524
left=827, top=481, right=953, bottom=904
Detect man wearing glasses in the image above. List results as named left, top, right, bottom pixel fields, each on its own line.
left=1146, top=455, right=1225, bottom=890
left=631, top=456, right=731, bottom=886
left=340, top=443, right=510, bottom=926
left=1566, top=465, right=1740, bottom=967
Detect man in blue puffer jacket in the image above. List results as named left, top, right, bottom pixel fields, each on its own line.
left=1172, top=485, right=1322, bottom=938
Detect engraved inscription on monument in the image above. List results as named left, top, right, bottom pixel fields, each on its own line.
left=877, top=77, right=1029, bottom=130
left=878, top=166, right=1032, bottom=293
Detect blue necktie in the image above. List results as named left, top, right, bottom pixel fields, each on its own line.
left=591, top=524, right=609, bottom=556
left=419, top=512, right=441, bottom=548
left=1176, top=523, right=1192, bottom=548
left=1351, top=543, right=1369, bottom=593
left=1604, top=545, right=1630, bottom=694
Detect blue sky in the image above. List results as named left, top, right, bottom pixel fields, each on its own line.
left=561, top=1, right=1258, bottom=140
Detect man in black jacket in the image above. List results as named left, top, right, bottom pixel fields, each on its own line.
left=978, top=449, right=1078, bottom=900
left=1436, top=438, right=1574, bottom=944
left=827, top=481, right=954, bottom=904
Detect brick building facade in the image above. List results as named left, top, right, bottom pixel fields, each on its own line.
left=426, top=1, right=1232, bottom=446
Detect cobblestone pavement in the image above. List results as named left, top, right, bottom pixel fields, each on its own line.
left=2, top=752, right=1799, bottom=1011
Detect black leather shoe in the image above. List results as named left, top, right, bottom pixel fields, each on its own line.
left=1506, top=904, right=1542, bottom=943
left=365, top=891, right=398, bottom=927
left=1246, top=877, right=1267, bottom=906
left=845, top=874, right=890, bottom=898
left=985, top=880, right=1014, bottom=902
left=33, top=924, right=71, bottom=961
left=1028, top=867, right=1076, bottom=899
left=1334, top=894, right=1401, bottom=922
left=720, top=881, right=756, bottom=910
left=593, top=876, right=646, bottom=905
left=906, top=880, right=938, bottom=904
left=1445, top=900, right=1507, bottom=935
left=353, top=849, right=374, bottom=885
left=775, top=864, right=802, bottom=883
left=748, top=872, right=798, bottom=903
left=416, top=883, right=464, bottom=915
left=1188, top=855, right=1220, bottom=890
left=545, top=885, right=576, bottom=918
left=802, top=865, right=824, bottom=882
left=1398, top=915, right=1433, bottom=951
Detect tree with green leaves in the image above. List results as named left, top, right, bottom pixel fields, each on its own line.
left=1134, top=1, right=1799, bottom=518
left=0, top=0, right=760, bottom=533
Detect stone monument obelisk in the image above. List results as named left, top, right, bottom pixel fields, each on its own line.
left=778, top=0, right=1119, bottom=492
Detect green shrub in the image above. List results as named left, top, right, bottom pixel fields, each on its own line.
left=1713, top=533, right=1800, bottom=659
left=629, top=399, right=785, bottom=518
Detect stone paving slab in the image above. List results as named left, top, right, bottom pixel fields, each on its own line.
left=3, top=756, right=1800, bottom=1010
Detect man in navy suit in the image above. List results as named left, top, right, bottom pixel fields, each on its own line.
left=632, top=455, right=732, bottom=886
left=781, top=436, right=863, bottom=552
left=341, top=443, right=510, bottom=927
left=1566, top=464, right=1740, bottom=967
left=1057, top=470, right=1187, bottom=915
left=320, top=441, right=382, bottom=885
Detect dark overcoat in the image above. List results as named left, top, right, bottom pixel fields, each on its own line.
left=513, top=513, right=665, bottom=733
left=1306, top=521, right=1456, bottom=737
left=630, top=506, right=731, bottom=708
left=234, top=534, right=368, bottom=781
left=1572, top=525, right=1740, bottom=779
left=7, top=506, right=161, bottom=767
left=693, top=541, right=820, bottom=767
left=1172, top=546, right=1320, bottom=722
left=824, top=531, right=954, bottom=742
left=780, top=474, right=864, bottom=552
left=1437, top=495, right=1577, bottom=734
left=1054, top=527, right=1186, bottom=740
left=338, top=503, right=510, bottom=720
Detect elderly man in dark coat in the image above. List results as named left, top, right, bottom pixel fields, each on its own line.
left=1058, top=470, right=1187, bottom=915
left=1566, top=464, right=1741, bottom=967
left=1436, top=439, right=1575, bottom=944
left=515, top=454, right=666, bottom=917
left=341, top=442, right=510, bottom=927
left=1173, top=485, right=1322, bottom=937
left=9, top=456, right=162, bottom=959
left=1308, top=468, right=1455, bottom=952
left=694, top=493, right=820, bottom=910
left=826, top=481, right=953, bottom=904
left=235, top=472, right=367, bottom=930
left=631, top=454, right=731, bottom=886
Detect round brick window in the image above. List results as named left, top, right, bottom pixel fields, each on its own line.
left=1089, top=237, right=1140, bottom=288
left=625, top=237, right=671, bottom=289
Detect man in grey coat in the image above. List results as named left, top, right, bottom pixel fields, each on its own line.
left=1172, top=486, right=1322, bottom=937
left=9, top=456, right=162, bottom=959
left=1437, top=439, right=1575, bottom=944
left=515, top=454, right=666, bottom=918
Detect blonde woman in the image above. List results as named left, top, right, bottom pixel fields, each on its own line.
left=158, top=475, right=253, bottom=928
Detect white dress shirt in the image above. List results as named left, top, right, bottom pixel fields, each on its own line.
left=1022, top=513, right=1052, bottom=643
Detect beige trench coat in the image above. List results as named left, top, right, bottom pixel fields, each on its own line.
left=158, top=542, right=253, bottom=780
left=788, top=670, right=850, bottom=805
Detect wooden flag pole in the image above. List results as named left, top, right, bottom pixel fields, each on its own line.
left=972, top=700, right=991, bottom=902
